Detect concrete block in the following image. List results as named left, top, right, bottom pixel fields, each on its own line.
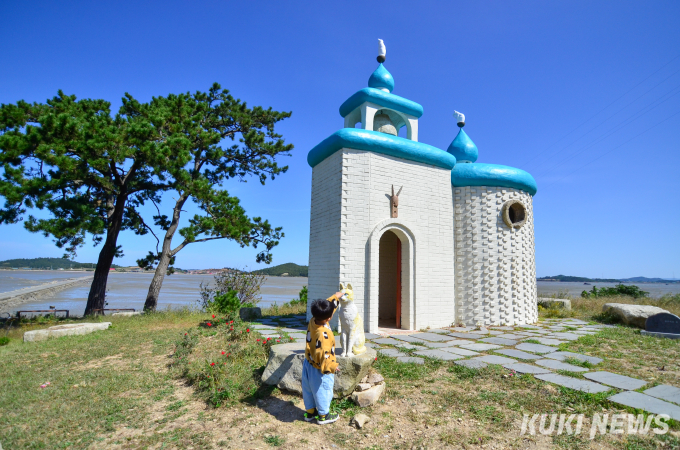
left=608, top=391, right=680, bottom=421
left=537, top=298, right=571, bottom=310
left=535, top=373, right=610, bottom=394
left=583, top=371, right=647, bottom=390
left=23, top=322, right=111, bottom=342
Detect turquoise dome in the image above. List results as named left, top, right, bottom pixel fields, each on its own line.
left=447, top=128, right=478, bottom=163
left=368, top=63, right=394, bottom=93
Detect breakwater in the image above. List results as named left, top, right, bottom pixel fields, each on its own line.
left=0, top=276, right=93, bottom=314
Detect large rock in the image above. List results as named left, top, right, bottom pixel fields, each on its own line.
left=351, top=383, right=385, bottom=407
left=538, top=298, right=571, bottom=310
left=239, top=307, right=262, bottom=320
left=261, top=342, right=377, bottom=398
left=23, top=322, right=112, bottom=342
left=603, top=303, right=669, bottom=329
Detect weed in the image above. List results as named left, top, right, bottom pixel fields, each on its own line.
left=263, top=435, right=284, bottom=447
left=0, top=336, right=9, bottom=346
left=524, top=339, right=541, bottom=344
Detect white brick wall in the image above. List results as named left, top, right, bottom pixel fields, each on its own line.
left=308, top=148, right=456, bottom=332
left=453, top=186, right=538, bottom=326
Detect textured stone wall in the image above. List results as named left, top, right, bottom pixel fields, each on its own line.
left=453, top=186, right=537, bottom=326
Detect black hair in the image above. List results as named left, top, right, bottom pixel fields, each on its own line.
left=311, top=299, right=334, bottom=321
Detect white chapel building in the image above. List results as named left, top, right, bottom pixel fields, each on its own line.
left=306, top=47, right=539, bottom=332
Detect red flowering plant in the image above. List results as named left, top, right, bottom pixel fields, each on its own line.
left=173, top=314, right=278, bottom=407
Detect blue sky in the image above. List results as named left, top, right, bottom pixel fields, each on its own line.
left=1, top=1, right=679, bottom=279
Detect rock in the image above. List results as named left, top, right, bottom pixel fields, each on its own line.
left=356, top=383, right=372, bottom=391
left=351, top=413, right=371, bottom=429
left=351, top=383, right=384, bottom=407
left=239, top=307, right=262, bottom=320
left=602, top=303, right=669, bottom=329
left=365, top=372, right=384, bottom=385
left=261, top=342, right=377, bottom=398
left=538, top=298, right=572, bottom=310
left=23, top=322, right=112, bottom=342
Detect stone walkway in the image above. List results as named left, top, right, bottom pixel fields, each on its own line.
left=252, top=316, right=680, bottom=420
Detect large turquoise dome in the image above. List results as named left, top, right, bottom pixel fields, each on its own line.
left=368, top=63, right=394, bottom=93
left=447, top=128, right=478, bottom=163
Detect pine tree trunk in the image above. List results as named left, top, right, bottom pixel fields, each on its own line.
left=143, top=196, right=187, bottom=311
left=84, top=194, right=127, bottom=316
left=143, top=246, right=172, bottom=311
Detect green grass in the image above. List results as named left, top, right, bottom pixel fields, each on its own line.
left=263, top=435, right=285, bottom=446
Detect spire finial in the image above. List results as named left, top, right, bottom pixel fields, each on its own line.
left=377, top=39, right=386, bottom=63
left=454, top=110, right=465, bottom=127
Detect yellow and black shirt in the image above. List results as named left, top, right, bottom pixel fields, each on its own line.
left=304, top=295, right=339, bottom=374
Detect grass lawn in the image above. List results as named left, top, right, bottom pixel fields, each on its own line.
left=0, top=296, right=678, bottom=449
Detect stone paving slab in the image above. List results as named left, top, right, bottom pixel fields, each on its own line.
left=503, top=363, right=552, bottom=374
left=495, top=333, right=524, bottom=339
left=397, top=356, right=424, bottom=364
left=544, top=351, right=603, bottom=365
left=251, top=324, right=276, bottom=329
left=487, top=330, right=504, bottom=335
left=518, top=325, right=543, bottom=330
left=547, top=326, right=567, bottom=331
left=459, top=343, right=503, bottom=352
left=551, top=332, right=581, bottom=341
left=280, top=327, right=306, bottom=333
left=563, top=319, right=589, bottom=325
left=377, top=348, right=402, bottom=357
left=287, top=333, right=307, bottom=340
left=491, top=326, right=515, bottom=331
left=414, top=349, right=463, bottom=360
left=583, top=371, right=648, bottom=390
left=442, top=347, right=480, bottom=356
left=472, top=355, right=517, bottom=365
left=450, top=326, right=477, bottom=332
left=573, top=330, right=598, bottom=335
left=415, top=332, right=456, bottom=342
left=494, top=349, right=542, bottom=360
left=421, top=341, right=457, bottom=348
left=535, top=374, right=610, bottom=394
left=392, top=335, right=428, bottom=344
left=455, top=359, right=488, bottom=369
left=364, top=342, right=378, bottom=348
left=364, top=333, right=381, bottom=340
left=528, top=337, right=565, bottom=346
left=515, top=343, right=559, bottom=354
left=535, top=359, right=589, bottom=372
left=449, top=333, right=486, bottom=339
left=643, top=385, right=680, bottom=405
left=257, top=329, right=279, bottom=335
left=394, top=342, right=419, bottom=350
left=608, top=391, right=680, bottom=421
left=373, top=338, right=403, bottom=345
left=426, top=329, right=452, bottom=334
left=480, top=337, right=518, bottom=346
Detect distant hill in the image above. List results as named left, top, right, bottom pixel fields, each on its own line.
left=252, top=263, right=308, bottom=277
left=0, top=257, right=121, bottom=270
left=538, top=274, right=678, bottom=283
left=538, top=274, right=623, bottom=283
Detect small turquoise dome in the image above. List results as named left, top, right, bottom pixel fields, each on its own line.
left=447, top=128, right=478, bottom=163
left=368, top=63, right=394, bottom=93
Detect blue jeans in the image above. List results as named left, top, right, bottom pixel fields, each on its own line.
left=301, top=358, right=334, bottom=415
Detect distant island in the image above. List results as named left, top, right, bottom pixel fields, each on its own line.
left=538, top=274, right=679, bottom=284
left=252, top=263, right=308, bottom=277
left=0, top=257, right=121, bottom=270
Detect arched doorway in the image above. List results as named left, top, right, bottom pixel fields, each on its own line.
left=378, top=230, right=402, bottom=328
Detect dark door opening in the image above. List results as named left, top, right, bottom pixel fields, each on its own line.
left=378, top=230, right=402, bottom=329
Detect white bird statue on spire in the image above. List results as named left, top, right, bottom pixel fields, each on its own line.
left=453, top=110, right=465, bottom=127
left=377, top=39, right=386, bottom=63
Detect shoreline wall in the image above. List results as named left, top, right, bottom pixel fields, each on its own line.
left=0, top=276, right=93, bottom=314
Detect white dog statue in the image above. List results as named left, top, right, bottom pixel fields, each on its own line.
left=338, top=282, right=367, bottom=357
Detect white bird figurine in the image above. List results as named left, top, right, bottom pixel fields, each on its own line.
left=453, top=110, right=465, bottom=127
left=377, top=39, right=386, bottom=63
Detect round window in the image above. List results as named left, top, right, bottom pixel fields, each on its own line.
left=502, top=200, right=527, bottom=229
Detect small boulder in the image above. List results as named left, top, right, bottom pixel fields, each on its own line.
left=239, top=307, right=262, bottom=320
left=23, top=322, right=112, bottom=342
left=603, top=303, right=669, bottom=329
left=365, top=372, right=384, bottom=385
left=538, top=298, right=572, bottom=310
left=356, top=383, right=372, bottom=392
left=351, top=383, right=384, bottom=407
left=351, top=413, right=371, bottom=429
left=261, top=342, right=377, bottom=398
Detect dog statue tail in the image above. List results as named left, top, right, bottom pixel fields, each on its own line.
left=352, top=315, right=367, bottom=355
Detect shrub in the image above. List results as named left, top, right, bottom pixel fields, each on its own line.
left=198, top=269, right=265, bottom=312
left=0, top=336, right=9, bottom=346
left=581, top=284, right=649, bottom=299
left=288, top=285, right=307, bottom=306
